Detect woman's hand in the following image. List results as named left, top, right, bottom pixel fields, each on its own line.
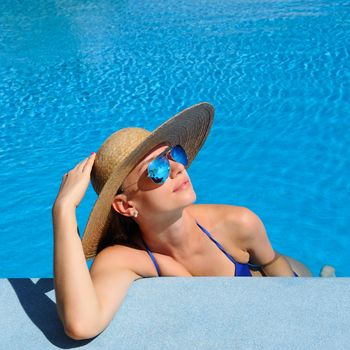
left=53, top=152, right=96, bottom=209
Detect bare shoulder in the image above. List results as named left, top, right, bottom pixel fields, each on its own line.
left=90, top=244, right=145, bottom=280
left=186, top=203, right=260, bottom=246
left=186, top=203, right=251, bottom=227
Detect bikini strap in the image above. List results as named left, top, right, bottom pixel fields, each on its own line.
left=140, top=235, right=161, bottom=277
left=196, top=220, right=260, bottom=269
left=196, top=220, right=239, bottom=264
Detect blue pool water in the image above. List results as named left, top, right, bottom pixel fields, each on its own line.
left=0, top=0, right=349, bottom=277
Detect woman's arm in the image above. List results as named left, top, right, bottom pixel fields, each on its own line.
left=53, top=202, right=101, bottom=337
left=53, top=203, right=141, bottom=339
left=237, top=208, right=295, bottom=277
left=52, top=153, right=141, bottom=340
left=52, top=153, right=100, bottom=337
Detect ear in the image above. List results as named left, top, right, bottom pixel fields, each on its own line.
left=111, top=194, right=135, bottom=217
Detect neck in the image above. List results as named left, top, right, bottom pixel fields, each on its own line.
left=135, top=208, right=201, bottom=260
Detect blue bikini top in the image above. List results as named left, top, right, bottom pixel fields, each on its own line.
left=139, top=221, right=261, bottom=277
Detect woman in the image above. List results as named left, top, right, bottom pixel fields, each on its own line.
left=52, top=102, right=311, bottom=341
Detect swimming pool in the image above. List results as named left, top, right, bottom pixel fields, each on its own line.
left=0, top=0, right=349, bottom=277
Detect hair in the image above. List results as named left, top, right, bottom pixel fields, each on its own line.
left=95, top=186, right=140, bottom=254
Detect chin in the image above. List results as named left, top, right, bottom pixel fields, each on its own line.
left=182, top=188, right=197, bottom=205
left=170, top=183, right=197, bottom=208
left=190, top=189, right=197, bottom=203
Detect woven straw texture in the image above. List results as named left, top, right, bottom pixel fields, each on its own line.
left=82, top=102, right=214, bottom=260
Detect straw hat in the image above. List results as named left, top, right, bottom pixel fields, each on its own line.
left=82, top=102, right=215, bottom=260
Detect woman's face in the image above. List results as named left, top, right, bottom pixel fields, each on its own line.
left=118, top=142, right=196, bottom=217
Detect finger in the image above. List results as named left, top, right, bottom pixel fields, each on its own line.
left=76, top=156, right=90, bottom=171
left=80, top=153, right=95, bottom=172
left=82, top=153, right=96, bottom=173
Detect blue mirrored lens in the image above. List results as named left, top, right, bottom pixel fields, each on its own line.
left=147, top=156, right=170, bottom=184
left=170, top=145, right=188, bottom=166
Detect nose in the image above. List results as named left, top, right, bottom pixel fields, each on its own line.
left=169, top=159, right=185, bottom=179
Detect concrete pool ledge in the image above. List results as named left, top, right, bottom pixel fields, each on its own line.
left=1, top=277, right=349, bottom=349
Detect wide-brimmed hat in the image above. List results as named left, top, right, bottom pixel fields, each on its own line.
left=82, top=102, right=215, bottom=260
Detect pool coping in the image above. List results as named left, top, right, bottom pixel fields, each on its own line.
left=1, top=277, right=349, bottom=349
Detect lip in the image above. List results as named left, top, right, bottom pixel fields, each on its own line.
left=173, top=179, right=190, bottom=192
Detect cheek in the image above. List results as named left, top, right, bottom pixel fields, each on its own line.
left=141, top=189, right=171, bottom=210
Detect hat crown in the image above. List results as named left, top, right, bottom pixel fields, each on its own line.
left=91, top=127, right=150, bottom=194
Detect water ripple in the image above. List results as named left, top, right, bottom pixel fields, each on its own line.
left=1, top=0, right=349, bottom=276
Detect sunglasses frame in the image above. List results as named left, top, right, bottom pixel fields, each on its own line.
left=116, top=144, right=188, bottom=193
left=147, top=144, right=188, bottom=184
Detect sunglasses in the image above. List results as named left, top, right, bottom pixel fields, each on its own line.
left=147, top=144, right=188, bottom=184
left=116, top=144, right=189, bottom=194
